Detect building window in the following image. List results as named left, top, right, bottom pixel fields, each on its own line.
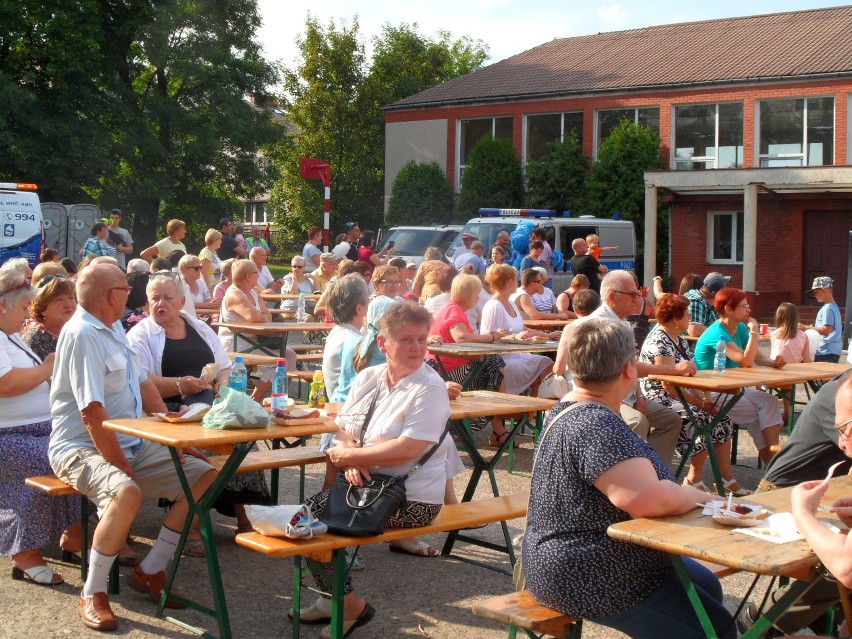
left=758, top=97, right=834, bottom=167
left=244, top=201, right=267, bottom=225
left=596, top=107, right=660, bottom=154
left=674, top=103, right=743, bottom=170
left=525, top=112, right=584, bottom=161
left=458, top=116, right=513, bottom=185
left=707, top=211, right=743, bottom=263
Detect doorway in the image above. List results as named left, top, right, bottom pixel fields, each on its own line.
left=803, top=211, right=852, bottom=308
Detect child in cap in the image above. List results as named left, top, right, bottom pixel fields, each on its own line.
left=799, top=276, right=842, bottom=363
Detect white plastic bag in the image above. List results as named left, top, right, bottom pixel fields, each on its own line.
left=538, top=373, right=572, bottom=399
left=244, top=504, right=328, bottom=538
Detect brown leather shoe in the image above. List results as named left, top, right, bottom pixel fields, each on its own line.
left=127, top=566, right=186, bottom=609
left=79, top=591, right=118, bottom=631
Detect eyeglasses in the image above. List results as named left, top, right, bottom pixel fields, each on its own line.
left=110, top=286, right=133, bottom=295
left=613, top=290, right=641, bottom=299
left=187, top=265, right=203, bottom=271
left=37, top=274, right=69, bottom=288
left=379, top=279, right=401, bottom=286
left=834, top=417, right=852, bottom=438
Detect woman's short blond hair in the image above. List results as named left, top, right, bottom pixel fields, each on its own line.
left=166, top=219, right=186, bottom=236
left=31, top=262, right=68, bottom=288
left=205, top=229, right=222, bottom=245
left=485, top=263, right=518, bottom=292
left=451, top=273, right=482, bottom=308
left=372, top=265, right=399, bottom=284
left=570, top=274, right=590, bottom=289
left=30, top=276, right=76, bottom=323
left=232, top=258, right=258, bottom=284
left=220, top=258, right=236, bottom=279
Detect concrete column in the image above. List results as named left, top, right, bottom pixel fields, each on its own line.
left=742, top=183, right=758, bottom=292
left=643, top=185, right=658, bottom=287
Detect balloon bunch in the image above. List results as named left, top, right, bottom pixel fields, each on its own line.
left=509, top=220, right=537, bottom=268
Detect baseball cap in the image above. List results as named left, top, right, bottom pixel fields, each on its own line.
left=531, top=266, right=548, bottom=279
left=320, top=252, right=337, bottom=264
left=704, top=272, right=731, bottom=294
left=344, top=221, right=359, bottom=230
left=808, top=276, right=834, bottom=291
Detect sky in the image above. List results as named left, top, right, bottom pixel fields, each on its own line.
left=256, top=1, right=847, bottom=71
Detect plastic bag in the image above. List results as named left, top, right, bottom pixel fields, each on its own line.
left=201, top=385, right=270, bottom=429
left=244, top=504, right=328, bottom=538
left=538, top=373, right=572, bottom=399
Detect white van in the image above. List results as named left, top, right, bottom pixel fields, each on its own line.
left=445, top=209, right=635, bottom=293
left=377, top=225, right=462, bottom=266
left=0, top=183, right=43, bottom=268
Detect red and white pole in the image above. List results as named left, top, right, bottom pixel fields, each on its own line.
left=323, top=186, right=331, bottom=252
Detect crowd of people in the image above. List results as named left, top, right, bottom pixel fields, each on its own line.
left=1, top=212, right=851, bottom=638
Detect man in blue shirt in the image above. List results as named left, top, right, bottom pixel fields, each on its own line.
left=49, top=264, right=216, bottom=631
left=800, top=276, right=842, bottom=363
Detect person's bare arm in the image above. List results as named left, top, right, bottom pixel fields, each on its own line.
left=310, top=253, right=320, bottom=268
left=140, top=244, right=158, bottom=263
left=517, top=293, right=569, bottom=321
left=0, top=353, right=54, bottom=397
left=140, top=377, right=167, bottom=414
left=449, top=321, right=507, bottom=344
left=81, top=402, right=134, bottom=477
left=687, top=322, right=706, bottom=337
left=225, top=289, right=267, bottom=323
left=792, top=481, right=852, bottom=587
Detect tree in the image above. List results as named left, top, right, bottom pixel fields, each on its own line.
left=386, top=161, right=454, bottom=225
left=455, top=137, right=525, bottom=219
left=269, top=18, right=488, bottom=247
left=525, top=134, right=590, bottom=214
left=585, top=120, right=663, bottom=275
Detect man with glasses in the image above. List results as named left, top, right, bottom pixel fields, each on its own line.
left=555, top=270, right=689, bottom=468
left=48, top=264, right=216, bottom=631
left=737, top=371, right=852, bottom=637
left=106, top=209, right=134, bottom=270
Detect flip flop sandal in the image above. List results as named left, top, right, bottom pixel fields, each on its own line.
left=320, top=602, right=375, bottom=639
left=488, top=431, right=510, bottom=448
left=389, top=538, right=439, bottom=557
left=183, top=539, right=206, bottom=558
left=12, top=564, right=64, bottom=586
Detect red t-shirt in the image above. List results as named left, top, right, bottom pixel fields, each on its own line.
left=357, top=246, right=375, bottom=263
left=427, top=300, right=473, bottom=371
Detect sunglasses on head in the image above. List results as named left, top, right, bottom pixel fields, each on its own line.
left=1, top=279, right=31, bottom=295
left=37, top=274, right=69, bottom=288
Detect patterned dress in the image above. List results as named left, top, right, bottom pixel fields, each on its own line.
left=639, top=327, right=733, bottom=455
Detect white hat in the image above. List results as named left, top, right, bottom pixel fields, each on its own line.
left=331, top=242, right=350, bottom=259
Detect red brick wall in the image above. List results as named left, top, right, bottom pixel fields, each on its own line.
left=386, top=77, right=852, bottom=187
left=669, top=193, right=852, bottom=317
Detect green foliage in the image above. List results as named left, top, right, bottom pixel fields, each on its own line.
left=386, top=161, right=454, bottom=225
left=0, top=0, right=282, bottom=251
left=525, top=134, right=590, bottom=214
left=585, top=120, right=663, bottom=276
left=455, top=138, right=525, bottom=219
left=270, top=18, right=488, bottom=240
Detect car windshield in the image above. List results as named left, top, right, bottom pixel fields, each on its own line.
left=377, top=229, right=451, bottom=255
left=447, top=222, right=516, bottom=255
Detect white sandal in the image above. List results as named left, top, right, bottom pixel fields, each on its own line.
left=682, top=478, right=713, bottom=493
left=12, top=564, right=64, bottom=586
left=723, top=478, right=751, bottom=497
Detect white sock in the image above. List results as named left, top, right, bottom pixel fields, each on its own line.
left=82, top=549, right=117, bottom=597
left=138, top=525, right=181, bottom=575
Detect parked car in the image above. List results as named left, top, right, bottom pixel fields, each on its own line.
left=377, top=225, right=462, bottom=266
left=445, top=209, right=635, bottom=293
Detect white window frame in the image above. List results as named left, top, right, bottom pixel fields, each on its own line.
left=707, top=211, right=743, bottom=265
left=456, top=116, right=512, bottom=190
left=244, top=201, right=268, bottom=225
left=671, top=102, right=743, bottom=170
left=594, top=107, right=659, bottom=158
left=757, top=96, right=835, bottom=167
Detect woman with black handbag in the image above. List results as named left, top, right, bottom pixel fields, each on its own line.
left=293, top=302, right=455, bottom=638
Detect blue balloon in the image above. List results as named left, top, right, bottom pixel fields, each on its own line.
left=551, top=250, right=564, bottom=271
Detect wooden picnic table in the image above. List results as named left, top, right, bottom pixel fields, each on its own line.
left=428, top=340, right=559, bottom=390
left=649, top=361, right=850, bottom=493
left=103, top=415, right=335, bottom=639
left=608, top=474, right=852, bottom=638
left=445, top=390, right=555, bottom=565
left=260, top=292, right=321, bottom=302
left=219, top=320, right=331, bottom=355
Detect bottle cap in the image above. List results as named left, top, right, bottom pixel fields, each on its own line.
left=235, top=356, right=243, bottom=363
left=313, top=370, right=323, bottom=381
left=277, top=358, right=286, bottom=366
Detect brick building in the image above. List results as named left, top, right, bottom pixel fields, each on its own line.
left=383, top=6, right=852, bottom=315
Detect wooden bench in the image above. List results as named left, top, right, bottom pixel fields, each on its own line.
left=236, top=492, right=528, bottom=638
left=472, top=590, right=582, bottom=639
left=470, top=560, right=737, bottom=639
left=295, top=352, right=323, bottom=364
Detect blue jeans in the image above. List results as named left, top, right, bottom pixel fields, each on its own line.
left=590, top=558, right=734, bottom=639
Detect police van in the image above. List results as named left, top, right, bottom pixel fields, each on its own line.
left=445, top=209, right=635, bottom=293
left=0, top=183, right=43, bottom=268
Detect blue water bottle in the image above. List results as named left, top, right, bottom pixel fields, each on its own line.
left=228, top=356, right=248, bottom=392
left=271, top=358, right=289, bottom=412
left=713, top=339, right=727, bottom=374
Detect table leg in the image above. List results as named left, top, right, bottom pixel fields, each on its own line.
left=673, top=388, right=743, bottom=495
left=157, top=443, right=253, bottom=639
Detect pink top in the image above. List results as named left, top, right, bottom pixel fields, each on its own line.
left=213, top=281, right=229, bottom=301
left=769, top=329, right=808, bottom=363
left=427, top=300, right=474, bottom=371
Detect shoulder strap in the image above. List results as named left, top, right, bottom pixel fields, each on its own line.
left=659, top=328, right=691, bottom=361
left=532, top=400, right=617, bottom=475
left=356, top=383, right=383, bottom=447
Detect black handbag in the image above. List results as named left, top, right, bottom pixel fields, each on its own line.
left=321, top=384, right=448, bottom=537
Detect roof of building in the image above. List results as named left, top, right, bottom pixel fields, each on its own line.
left=387, top=6, right=852, bottom=110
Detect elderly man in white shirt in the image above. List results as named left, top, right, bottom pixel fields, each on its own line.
left=250, top=246, right=281, bottom=293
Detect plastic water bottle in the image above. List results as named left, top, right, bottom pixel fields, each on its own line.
left=271, top=358, right=289, bottom=412
left=297, top=292, right=307, bottom=323
left=228, top=356, right=248, bottom=393
left=713, top=339, right=727, bottom=374
left=308, top=370, right=326, bottom=408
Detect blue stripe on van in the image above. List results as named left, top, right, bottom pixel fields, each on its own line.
left=566, top=259, right=635, bottom=272
left=0, top=233, right=41, bottom=267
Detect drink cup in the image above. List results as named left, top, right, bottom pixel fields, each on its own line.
left=760, top=323, right=768, bottom=335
